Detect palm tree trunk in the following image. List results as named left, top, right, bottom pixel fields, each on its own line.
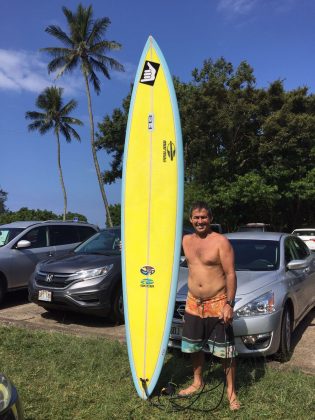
left=83, top=73, right=113, bottom=227
left=56, top=131, right=67, bottom=220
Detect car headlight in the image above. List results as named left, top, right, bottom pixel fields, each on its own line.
left=236, top=291, right=275, bottom=317
left=69, top=265, right=114, bottom=281
left=0, top=373, right=12, bottom=412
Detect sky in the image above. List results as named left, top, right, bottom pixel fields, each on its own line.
left=1, top=0, right=314, bottom=228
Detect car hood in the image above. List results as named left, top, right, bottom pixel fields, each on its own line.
left=38, top=253, right=120, bottom=274
left=176, top=267, right=278, bottom=299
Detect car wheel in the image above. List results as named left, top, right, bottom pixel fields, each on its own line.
left=276, top=305, right=292, bottom=362
left=0, top=277, right=6, bottom=304
left=111, top=286, right=124, bottom=325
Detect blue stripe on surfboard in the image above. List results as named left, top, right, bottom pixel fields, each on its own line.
left=121, top=35, right=184, bottom=399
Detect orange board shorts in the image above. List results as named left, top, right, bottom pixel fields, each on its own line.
left=181, top=292, right=237, bottom=358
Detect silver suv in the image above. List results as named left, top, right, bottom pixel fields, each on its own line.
left=0, top=220, right=98, bottom=303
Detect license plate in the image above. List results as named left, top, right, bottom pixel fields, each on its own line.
left=170, top=324, right=182, bottom=337
left=38, top=290, right=52, bottom=302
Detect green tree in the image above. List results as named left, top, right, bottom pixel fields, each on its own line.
left=26, top=86, right=82, bottom=220
left=0, top=188, right=7, bottom=214
left=42, top=3, right=124, bottom=227
left=0, top=207, right=88, bottom=225
left=106, top=203, right=121, bottom=227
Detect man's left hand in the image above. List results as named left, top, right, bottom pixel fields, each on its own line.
left=219, top=304, right=234, bottom=324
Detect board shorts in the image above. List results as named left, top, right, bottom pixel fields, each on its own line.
left=181, top=292, right=237, bottom=358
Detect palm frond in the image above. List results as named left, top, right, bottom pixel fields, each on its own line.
left=96, top=55, right=124, bottom=73
left=88, top=66, right=101, bottom=94
left=62, top=116, right=83, bottom=126
left=27, top=121, right=44, bottom=132
left=89, top=57, right=110, bottom=79
left=41, top=47, right=73, bottom=59
left=64, top=124, right=81, bottom=141
left=44, top=26, right=73, bottom=48
left=60, top=99, right=78, bottom=116
left=87, top=17, right=111, bottom=45
left=25, top=111, right=46, bottom=121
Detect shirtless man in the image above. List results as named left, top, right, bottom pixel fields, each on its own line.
left=179, top=201, right=240, bottom=411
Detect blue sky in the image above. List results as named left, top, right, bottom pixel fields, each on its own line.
left=1, top=0, right=314, bottom=228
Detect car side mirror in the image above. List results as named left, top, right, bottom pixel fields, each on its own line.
left=16, top=240, right=31, bottom=249
left=287, top=259, right=308, bottom=270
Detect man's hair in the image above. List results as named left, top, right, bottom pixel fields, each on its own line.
left=189, top=201, right=213, bottom=218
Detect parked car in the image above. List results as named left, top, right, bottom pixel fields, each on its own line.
left=169, top=232, right=315, bottom=361
left=29, top=227, right=123, bottom=323
left=237, top=223, right=273, bottom=232
left=0, top=220, right=98, bottom=303
left=0, top=373, right=24, bottom=419
left=292, top=228, right=315, bottom=252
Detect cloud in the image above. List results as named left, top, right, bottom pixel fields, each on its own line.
left=0, top=49, right=83, bottom=96
left=217, top=0, right=258, bottom=16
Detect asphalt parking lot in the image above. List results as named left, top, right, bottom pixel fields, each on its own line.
left=0, top=290, right=314, bottom=375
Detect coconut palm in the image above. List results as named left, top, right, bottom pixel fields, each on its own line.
left=41, top=4, right=124, bottom=227
left=26, top=86, right=83, bottom=221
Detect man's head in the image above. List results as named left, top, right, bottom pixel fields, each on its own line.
left=189, top=201, right=213, bottom=235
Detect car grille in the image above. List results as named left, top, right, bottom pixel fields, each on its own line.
left=35, top=271, right=76, bottom=288
left=173, top=301, right=186, bottom=320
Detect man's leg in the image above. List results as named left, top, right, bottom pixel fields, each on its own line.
left=222, top=358, right=240, bottom=410
left=179, top=351, right=205, bottom=396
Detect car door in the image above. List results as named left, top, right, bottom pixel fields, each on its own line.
left=284, top=237, right=307, bottom=320
left=291, top=236, right=315, bottom=316
left=7, top=226, right=52, bottom=288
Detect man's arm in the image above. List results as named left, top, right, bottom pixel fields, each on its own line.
left=219, top=237, right=237, bottom=323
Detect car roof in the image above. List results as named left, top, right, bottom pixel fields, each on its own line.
left=0, top=220, right=96, bottom=229
left=292, top=228, right=315, bottom=232
left=225, top=231, right=287, bottom=241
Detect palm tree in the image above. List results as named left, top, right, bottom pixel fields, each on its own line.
left=26, top=86, right=83, bottom=221
left=41, top=4, right=124, bottom=227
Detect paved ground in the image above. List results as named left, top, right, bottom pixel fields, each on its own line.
left=0, top=290, right=314, bottom=375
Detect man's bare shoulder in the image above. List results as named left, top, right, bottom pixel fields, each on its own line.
left=182, top=233, right=195, bottom=244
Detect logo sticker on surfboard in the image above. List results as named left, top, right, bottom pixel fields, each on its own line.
left=140, top=265, right=155, bottom=275
left=163, top=140, right=176, bottom=162
left=140, top=278, right=154, bottom=288
left=140, top=61, right=160, bottom=85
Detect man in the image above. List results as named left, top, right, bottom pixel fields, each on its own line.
left=179, top=201, right=240, bottom=411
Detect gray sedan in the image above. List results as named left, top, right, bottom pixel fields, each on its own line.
left=169, top=232, right=315, bottom=361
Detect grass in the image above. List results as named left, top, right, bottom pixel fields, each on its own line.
left=0, top=326, right=314, bottom=419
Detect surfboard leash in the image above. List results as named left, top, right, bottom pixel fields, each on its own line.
left=146, top=321, right=233, bottom=413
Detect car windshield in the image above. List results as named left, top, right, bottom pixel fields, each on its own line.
left=0, top=228, right=24, bottom=247
left=229, top=239, right=280, bottom=271
left=74, top=229, right=121, bottom=255
left=293, top=230, right=315, bottom=237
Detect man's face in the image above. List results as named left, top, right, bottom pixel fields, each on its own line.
left=190, top=208, right=212, bottom=235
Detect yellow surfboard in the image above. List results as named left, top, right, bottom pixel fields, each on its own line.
left=122, top=36, right=183, bottom=399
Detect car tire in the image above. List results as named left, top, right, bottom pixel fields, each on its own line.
left=0, top=277, right=6, bottom=304
left=276, top=305, right=292, bottom=362
left=111, top=285, right=124, bottom=325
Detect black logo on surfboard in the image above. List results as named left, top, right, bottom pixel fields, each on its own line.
left=140, top=61, right=160, bottom=85
left=163, top=140, right=176, bottom=162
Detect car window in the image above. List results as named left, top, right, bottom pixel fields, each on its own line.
left=76, top=226, right=97, bottom=242
left=229, top=239, right=279, bottom=270
left=291, top=237, right=310, bottom=259
left=284, top=238, right=296, bottom=263
left=0, top=228, right=24, bottom=247
left=293, top=230, right=315, bottom=237
left=49, top=225, right=79, bottom=246
left=75, top=229, right=120, bottom=254
left=20, top=227, right=48, bottom=248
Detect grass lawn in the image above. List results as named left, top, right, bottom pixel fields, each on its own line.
left=0, top=326, right=314, bottom=419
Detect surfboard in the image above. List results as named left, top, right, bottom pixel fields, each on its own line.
left=121, top=36, right=184, bottom=399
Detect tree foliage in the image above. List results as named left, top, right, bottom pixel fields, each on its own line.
left=97, top=57, right=315, bottom=231
left=0, top=188, right=7, bottom=214
left=0, top=207, right=87, bottom=225
left=42, top=3, right=124, bottom=227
